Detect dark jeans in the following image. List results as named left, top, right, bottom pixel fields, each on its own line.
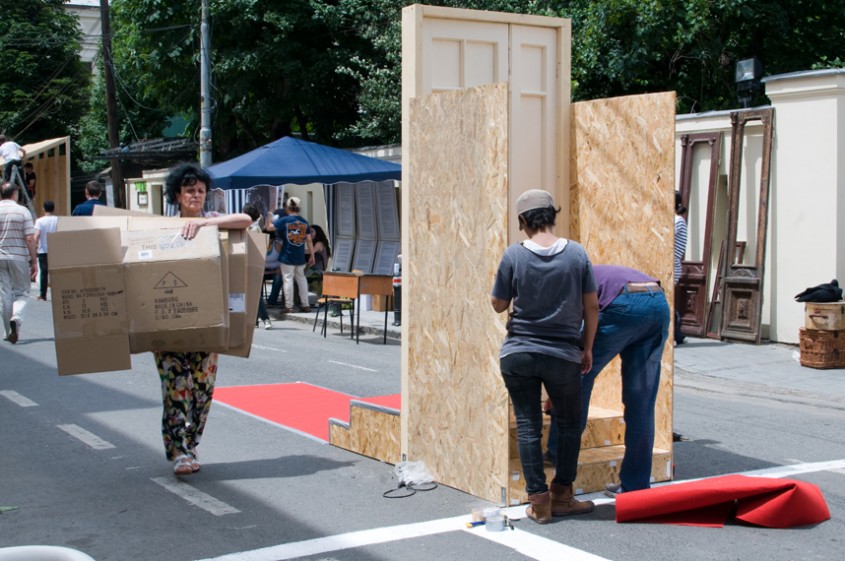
left=37, top=253, right=49, bottom=299
left=256, top=292, right=269, bottom=322
left=501, top=352, right=582, bottom=495
left=267, top=272, right=282, bottom=306
left=3, top=159, right=21, bottom=182
left=580, top=288, right=670, bottom=491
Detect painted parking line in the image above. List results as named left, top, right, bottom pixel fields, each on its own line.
left=250, top=344, right=288, bottom=353
left=151, top=477, right=241, bottom=516
left=195, top=515, right=612, bottom=561
left=192, top=458, right=845, bottom=561
left=0, top=390, right=38, bottom=407
left=327, top=360, right=378, bottom=372
left=57, top=424, right=115, bottom=450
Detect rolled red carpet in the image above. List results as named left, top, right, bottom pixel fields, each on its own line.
left=615, top=474, right=830, bottom=528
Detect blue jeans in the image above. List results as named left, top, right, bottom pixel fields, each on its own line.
left=501, top=352, right=582, bottom=495
left=267, top=272, right=283, bottom=306
left=580, top=289, right=670, bottom=491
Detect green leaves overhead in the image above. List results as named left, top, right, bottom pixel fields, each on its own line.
left=0, top=0, right=90, bottom=143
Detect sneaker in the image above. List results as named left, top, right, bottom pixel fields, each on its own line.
left=263, top=319, right=272, bottom=330
left=604, top=483, right=624, bottom=498
left=7, top=320, right=18, bottom=344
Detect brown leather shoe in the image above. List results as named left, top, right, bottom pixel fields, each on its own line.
left=550, top=482, right=595, bottom=516
left=526, top=491, right=552, bottom=524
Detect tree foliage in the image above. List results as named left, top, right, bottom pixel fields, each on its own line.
left=97, top=0, right=845, bottom=162
left=0, top=0, right=90, bottom=144
left=110, top=0, right=379, bottom=160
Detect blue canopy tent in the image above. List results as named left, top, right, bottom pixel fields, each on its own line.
left=203, top=136, right=402, bottom=276
left=206, top=136, right=401, bottom=190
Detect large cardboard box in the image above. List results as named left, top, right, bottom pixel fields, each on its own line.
left=49, top=227, right=131, bottom=375
left=121, top=227, right=228, bottom=353
left=50, top=211, right=262, bottom=373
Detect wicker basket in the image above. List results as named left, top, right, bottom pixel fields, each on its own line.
left=799, top=328, right=845, bottom=369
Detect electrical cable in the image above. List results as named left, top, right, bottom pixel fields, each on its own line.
left=382, top=481, right=438, bottom=498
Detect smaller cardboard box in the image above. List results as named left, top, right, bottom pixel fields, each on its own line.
left=122, top=227, right=228, bottom=353
left=221, top=230, right=249, bottom=349
left=49, top=227, right=131, bottom=375
left=223, top=230, right=267, bottom=358
left=804, top=301, right=845, bottom=331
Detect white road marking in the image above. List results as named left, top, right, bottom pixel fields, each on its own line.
left=737, top=458, right=845, bottom=479
left=192, top=458, right=845, bottom=561
left=151, top=477, right=241, bottom=516
left=250, top=344, right=288, bottom=353
left=0, top=390, right=38, bottom=407
left=56, top=424, right=115, bottom=450
left=465, top=524, right=612, bottom=561
left=195, top=514, right=610, bottom=561
left=326, top=360, right=378, bottom=372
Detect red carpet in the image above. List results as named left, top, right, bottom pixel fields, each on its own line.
left=616, top=474, right=830, bottom=528
left=214, top=382, right=400, bottom=441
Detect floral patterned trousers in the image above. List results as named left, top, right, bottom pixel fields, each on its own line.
left=153, top=351, right=219, bottom=461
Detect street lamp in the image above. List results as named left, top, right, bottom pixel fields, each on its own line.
left=735, top=56, right=763, bottom=109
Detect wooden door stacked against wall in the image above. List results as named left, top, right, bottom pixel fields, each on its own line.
left=720, top=108, right=775, bottom=343
left=676, top=109, right=775, bottom=343
left=677, top=133, right=722, bottom=338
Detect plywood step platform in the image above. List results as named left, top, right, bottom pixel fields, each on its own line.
left=329, top=399, right=401, bottom=464
left=507, top=446, right=672, bottom=504
left=509, top=406, right=627, bottom=458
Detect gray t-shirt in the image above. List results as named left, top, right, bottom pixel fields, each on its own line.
left=491, top=239, right=596, bottom=363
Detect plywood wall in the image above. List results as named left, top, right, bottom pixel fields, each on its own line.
left=570, top=92, right=677, bottom=452
left=406, top=83, right=510, bottom=503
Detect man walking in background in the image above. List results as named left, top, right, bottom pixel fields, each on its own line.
left=72, top=180, right=106, bottom=216
left=34, top=200, right=58, bottom=301
left=0, top=183, right=37, bottom=344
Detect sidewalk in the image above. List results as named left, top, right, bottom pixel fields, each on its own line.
left=268, top=305, right=402, bottom=341
left=674, top=337, right=845, bottom=402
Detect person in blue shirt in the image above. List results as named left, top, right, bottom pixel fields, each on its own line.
left=71, top=181, right=106, bottom=216
left=268, top=196, right=315, bottom=313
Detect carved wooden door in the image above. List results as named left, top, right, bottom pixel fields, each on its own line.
left=677, top=132, right=722, bottom=338
left=720, top=109, right=775, bottom=343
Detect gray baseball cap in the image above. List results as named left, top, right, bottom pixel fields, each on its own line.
left=516, top=189, right=555, bottom=215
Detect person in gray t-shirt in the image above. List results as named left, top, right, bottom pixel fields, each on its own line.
left=491, top=189, right=598, bottom=524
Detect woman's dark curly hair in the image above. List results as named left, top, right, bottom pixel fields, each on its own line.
left=519, top=206, right=559, bottom=231
left=164, top=162, right=212, bottom=206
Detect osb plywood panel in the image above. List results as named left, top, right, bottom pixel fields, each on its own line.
left=329, top=404, right=401, bottom=465
left=570, top=92, right=676, bottom=454
left=508, top=447, right=672, bottom=502
left=406, top=83, right=510, bottom=503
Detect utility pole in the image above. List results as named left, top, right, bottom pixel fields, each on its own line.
left=199, top=0, right=212, bottom=167
left=99, top=0, right=125, bottom=208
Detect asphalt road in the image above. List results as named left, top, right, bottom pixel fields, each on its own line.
left=1, top=297, right=844, bottom=561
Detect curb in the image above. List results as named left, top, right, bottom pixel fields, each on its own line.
left=267, top=309, right=402, bottom=340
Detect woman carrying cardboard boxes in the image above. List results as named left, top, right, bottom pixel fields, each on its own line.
left=157, top=163, right=252, bottom=475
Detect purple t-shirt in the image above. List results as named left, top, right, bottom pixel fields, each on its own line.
left=593, top=265, right=659, bottom=310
